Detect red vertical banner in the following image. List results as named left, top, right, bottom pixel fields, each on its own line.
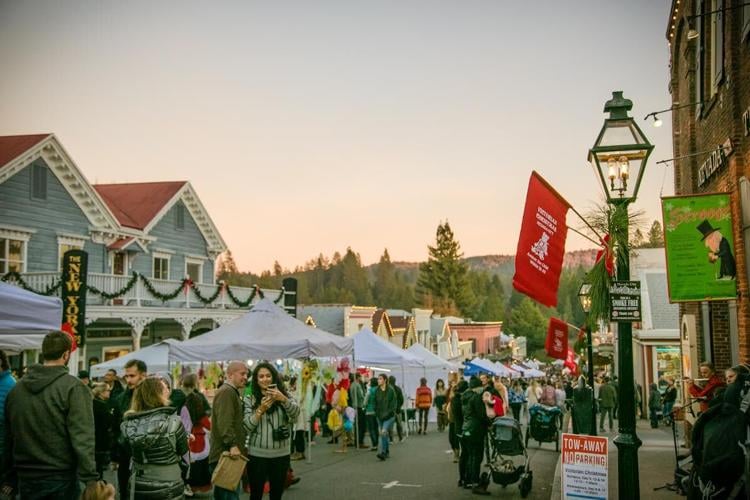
left=512, top=171, right=570, bottom=308
left=545, top=317, right=568, bottom=359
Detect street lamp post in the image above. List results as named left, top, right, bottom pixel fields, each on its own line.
left=587, top=91, right=653, bottom=500
left=577, top=282, right=597, bottom=436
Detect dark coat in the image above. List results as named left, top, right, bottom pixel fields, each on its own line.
left=4, top=364, right=97, bottom=484
left=374, top=385, right=398, bottom=421
left=93, top=397, right=115, bottom=464
left=209, top=383, right=247, bottom=464
left=461, top=388, right=488, bottom=437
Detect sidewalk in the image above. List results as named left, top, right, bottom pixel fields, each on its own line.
left=551, top=418, right=688, bottom=499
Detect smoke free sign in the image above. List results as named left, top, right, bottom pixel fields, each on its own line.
left=561, top=433, right=608, bottom=500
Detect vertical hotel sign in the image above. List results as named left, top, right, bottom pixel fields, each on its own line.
left=662, top=193, right=737, bottom=302
left=61, top=249, right=88, bottom=347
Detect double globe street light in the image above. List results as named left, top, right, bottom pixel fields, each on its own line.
left=587, top=91, right=653, bottom=500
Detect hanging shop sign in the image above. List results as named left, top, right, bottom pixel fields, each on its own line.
left=561, top=433, right=608, bottom=499
left=661, top=193, right=737, bottom=302
left=697, top=139, right=733, bottom=187
left=609, top=281, right=641, bottom=322
left=61, top=249, right=88, bottom=347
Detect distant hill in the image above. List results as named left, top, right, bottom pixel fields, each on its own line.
left=367, top=249, right=598, bottom=285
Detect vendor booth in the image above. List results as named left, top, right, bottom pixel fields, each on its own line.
left=0, top=281, right=63, bottom=355
left=90, top=338, right=180, bottom=377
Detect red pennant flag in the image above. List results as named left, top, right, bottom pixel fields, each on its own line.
left=512, top=171, right=570, bottom=307
left=564, top=348, right=578, bottom=375
left=545, top=317, right=568, bottom=360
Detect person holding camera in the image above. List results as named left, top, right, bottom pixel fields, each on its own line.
left=244, top=362, right=300, bottom=500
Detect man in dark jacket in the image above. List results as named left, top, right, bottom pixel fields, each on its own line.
left=112, top=358, right=147, bottom=500
left=461, top=376, right=491, bottom=496
left=2, top=331, right=98, bottom=499
left=374, top=374, right=398, bottom=461
left=598, top=377, right=617, bottom=433
left=388, top=376, right=405, bottom=441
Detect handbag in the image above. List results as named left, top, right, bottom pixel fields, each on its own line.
left=211, top=452, right=248, bottom=491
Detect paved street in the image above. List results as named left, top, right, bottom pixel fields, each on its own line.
left=285, top=425, right=560, bottom=500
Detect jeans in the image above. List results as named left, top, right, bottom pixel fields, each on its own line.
left=417, top=408, right=429, bottom=431
left=248, top=455, right=290, bottom=500
left=210, top=461, right=242, bottom=500
left=366, top=414, right=379, bottom=447
left=378, top=416, right=396, bottom=456
left=599, top=407, right=614, bottom=431
left=663, top=401, right=675, bottom=423
left=18, top=478, right=79, bottom=500
left=356, top=408, right=367, bottom=445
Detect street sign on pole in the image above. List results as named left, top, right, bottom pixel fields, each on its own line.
left=561, top=433, right=608, bottom=500
left=609, top=280, right=641, bottom=322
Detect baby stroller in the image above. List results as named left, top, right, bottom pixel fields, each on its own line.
left=526, top=404, right=562, bottom=452
left=481, top=417, right=533, bottom=498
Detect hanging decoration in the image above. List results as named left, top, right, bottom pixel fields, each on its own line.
left=87, top=272, right=139, bottom=299
left=0, top=271, right=62, bottom=296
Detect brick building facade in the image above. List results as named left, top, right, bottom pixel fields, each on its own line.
left=667, top=0, right=750, bottom=373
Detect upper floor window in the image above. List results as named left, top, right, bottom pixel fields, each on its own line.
left=31, top=163, right=47, bottom=200
left=175, top=205, right=185, bottom=230
left=185, top=257, right=203, bottom=283
left=709, top=0, right=724, bottom=95
left=0, top=238, right=25, bottom=273
left=57, top=235, right=86, bottom=271
left=153, top=253, right=170, bottom=280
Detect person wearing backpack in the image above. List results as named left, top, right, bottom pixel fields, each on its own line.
left=415, top=378, right=433, bottom=434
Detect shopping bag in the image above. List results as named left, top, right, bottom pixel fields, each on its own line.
left=211, top=452, right=248, bottom=491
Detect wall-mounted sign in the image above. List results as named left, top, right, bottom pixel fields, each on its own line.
left=697, top=139, right=733, bottom=187
left=61, top=249, right=88, bottom=347
left=609, top=281, right=641, bottom=322
left=662, top=193, right=737, bottom=302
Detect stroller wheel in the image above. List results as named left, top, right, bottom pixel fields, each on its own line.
left=519, top=472, right=533, bottom=498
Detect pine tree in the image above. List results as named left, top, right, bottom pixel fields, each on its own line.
left=646, top=220, right=664, bottom=248
left=216, top=250, right=239, bottom=281
left=631, top=228, right=645, bottom=248
left=507, top=297, right=547, bottom=352
left=417, top=222, right=472, bottom=315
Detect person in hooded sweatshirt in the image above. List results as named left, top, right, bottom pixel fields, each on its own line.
left=0, top=350, right=15, bottom=461
left=2, top=331, right=98, bottom=499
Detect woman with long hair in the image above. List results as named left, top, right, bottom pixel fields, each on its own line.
left=180, top=373, right=212, bottom=494
left=434, top=379, right=448, bottom=432
left=244, top=361, right=300, bottom=500
left=120, top=376, right=189, bottom=499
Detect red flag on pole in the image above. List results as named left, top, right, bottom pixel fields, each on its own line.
left=564, top=348, right=578, bottom=375
left=512, top=171, right=570, bottom=308
left=545, top=317, right=568, bottom=359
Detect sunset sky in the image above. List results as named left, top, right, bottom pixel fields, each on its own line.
left=0, top=1, right=674, bottom=272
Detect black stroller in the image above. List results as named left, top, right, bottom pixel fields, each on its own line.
left=526, top=404, right=562, bottom=451
left=481, top=417, right=533, bottom=498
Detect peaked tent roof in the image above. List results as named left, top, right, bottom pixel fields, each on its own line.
left=94, top=181, right=187, bottom=230
left=0, top=134, right=51, bottom=170
left=352, top=328, right=424, bottom=368
left=90, top=338, right=181, bottom=378
left=169, top=298, right=353, bottom=361
left=406, top=343, right=460, bottom=369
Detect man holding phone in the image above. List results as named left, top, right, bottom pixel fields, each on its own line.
left=210, top=361, right=249, bottom=500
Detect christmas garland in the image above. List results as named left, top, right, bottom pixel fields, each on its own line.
left=2, top=270, right=288, bottom=307
left=1, top=271, right=62, bottom=296
left=88, top=272, right=139, bottom=299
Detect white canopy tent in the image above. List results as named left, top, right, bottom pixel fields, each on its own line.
left=352, top=328, right=424, bottom=369
left=90, top=338, right=181, bottom=378
left=405, top=343, right=461, bottom=422
left=169, top=298, right=353, bottom=362
left=0, top=282, right=63, bottom=354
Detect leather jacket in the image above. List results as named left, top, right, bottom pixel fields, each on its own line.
left=121, top=406, right=188, bottom=464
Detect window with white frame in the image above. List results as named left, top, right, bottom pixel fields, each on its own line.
left=185, top=257, right=203, bottom=283
left=0, top=238, right=25, bottom=274
left=153, top=253, right=171, bottom=280
left=709, top=0, right=724, bottom=95
left=57, top=235, right=86, bottom=271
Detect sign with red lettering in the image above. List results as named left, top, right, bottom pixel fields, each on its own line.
left=561, top=433, right=608, bottom=499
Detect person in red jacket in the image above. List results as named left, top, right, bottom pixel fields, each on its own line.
left=415, top=378, right=433, bottom=434
left=688, top=361, right=725, bottom=414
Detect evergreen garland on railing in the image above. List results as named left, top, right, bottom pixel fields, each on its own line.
left=225, top=283, right=258, bottom=307
left=1, top=270, right=287, bottom=307
left=87, top=272, right=139, bottom=299
left=139, top=274, right=186, bottom=302
left=0, top=271, right=62, bottom=296
left=190, top=280, right=223, bottom=304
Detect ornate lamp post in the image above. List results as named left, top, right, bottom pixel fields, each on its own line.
left=577, top=282, right=597, bottom=436
left=588, top=91, right=653, bottom=499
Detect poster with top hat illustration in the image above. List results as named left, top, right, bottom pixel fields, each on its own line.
left=661, top=193, right=737, bottom=302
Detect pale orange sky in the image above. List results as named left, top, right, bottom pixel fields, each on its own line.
left=0, top=1, right=674, bottom=273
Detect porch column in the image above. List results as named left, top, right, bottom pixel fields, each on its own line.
left=175, top=316, right=201, bottom=341
left=123, top=316, right=154, bottom=351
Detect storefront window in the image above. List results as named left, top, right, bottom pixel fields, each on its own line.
left=656, top=345, right=682, bottom=398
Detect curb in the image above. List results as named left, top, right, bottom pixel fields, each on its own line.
left=550, top=452, right=562, bottom=500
